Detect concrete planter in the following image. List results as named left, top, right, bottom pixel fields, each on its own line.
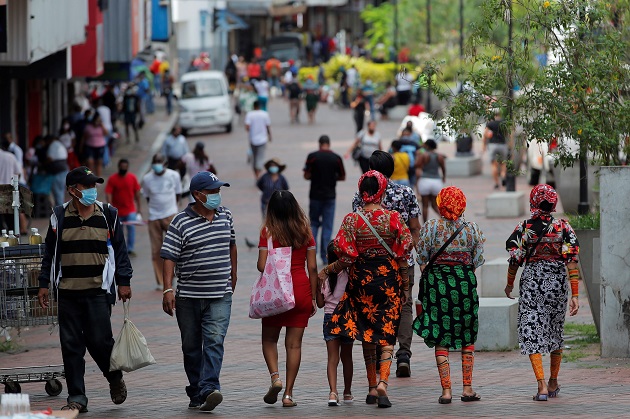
left=554, top=162, right=599, bottom=214
left=574, top=229, right=601, bottom=336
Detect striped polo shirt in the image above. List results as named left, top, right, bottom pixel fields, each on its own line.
left=59, top=202, right=108, bottom=290
left=160, top=204, right=235, bottom=298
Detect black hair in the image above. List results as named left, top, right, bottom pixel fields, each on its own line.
left=424, top=139, right=437, bottom=150
left=391, top=140, right=402, bottom=151
left=118, top=158, right=129, bottom=167
left=326, top=241, right=339, bottom=291
left=253, top=100, right=260, bottom=109
left=359, top=175, right=380, bottom=198
left=318, top=135, right=330, bottom=144
left=369, top=150, right=395, bottom=178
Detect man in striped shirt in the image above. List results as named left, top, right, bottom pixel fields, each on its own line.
left=160, top=171, right=237, bottom=413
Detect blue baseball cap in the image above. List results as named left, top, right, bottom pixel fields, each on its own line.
left=189, top=172, right=230, bottom=192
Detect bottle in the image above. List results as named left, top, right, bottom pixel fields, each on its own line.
left=6, top=230, right=18, bottom=246
left=0, top=229, right=7, bottom=244
left=30, top=227, right=43, bottom=245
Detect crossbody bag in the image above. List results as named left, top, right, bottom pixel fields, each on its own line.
left=357, top=211, right=396, bottom=258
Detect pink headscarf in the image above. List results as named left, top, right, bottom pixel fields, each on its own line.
left=530, top=184, right=558, bottom=219
left=358, top=170, right=388, bottom=204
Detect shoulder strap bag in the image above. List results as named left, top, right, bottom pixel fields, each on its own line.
left=418, top=222, right=467, bottom=301
left=357, top=211, right=396, bottom=258
left=524, top=219, right=548, bottom=265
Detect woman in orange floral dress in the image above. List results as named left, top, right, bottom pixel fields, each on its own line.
left=318, top=170, right=412, bottom=408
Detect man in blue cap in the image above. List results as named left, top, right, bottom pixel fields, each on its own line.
left=160, top=171, right=237, bottom=412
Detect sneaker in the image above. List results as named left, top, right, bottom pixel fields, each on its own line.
left=188, top=399, right=202, bottom=409
left=110, top=378, right=127, bottom=405
left=199, top=390, right=223, bottom=412
left=61, top=401, right=88, bottom=413
left=396, top=355, right=411, bottom=378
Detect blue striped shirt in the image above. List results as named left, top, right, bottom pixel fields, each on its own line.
left=160, top=205, right=235, bottom=298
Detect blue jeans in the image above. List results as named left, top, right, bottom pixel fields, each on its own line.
left=51, top=170, right=68, bottom=206
left=176, top=293, right=232, bottom=402
left=58, top=292, right=122, bottom=407
left=118, top=212, right=137, bottom=252
left=309, top=199, right=335, bottom=263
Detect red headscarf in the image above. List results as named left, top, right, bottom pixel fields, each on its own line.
left=436, top=186, right=467, bottom=220
left=530, top=184, right=557, bottom=218
left=358, top=170, right=388, bottom=204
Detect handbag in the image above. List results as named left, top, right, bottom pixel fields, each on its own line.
left=249, top=236, right=295, bottom=319
left=109, top=301, right=156, bottom=372
left=418, top=223, right=467, bottom=304
left=351, top=133, right=364, bottom=161
left=357, top=211, right=396, bottom=258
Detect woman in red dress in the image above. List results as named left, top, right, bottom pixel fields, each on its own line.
left=257, top=190, right=318, bottom=407
left=319, top=170, right=413, bottom=408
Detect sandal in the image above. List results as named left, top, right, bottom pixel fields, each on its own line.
left=328, top=392, right=340, bottom=406
left=366, top=385, right=378, bottom=405
left=263, top=372, right=283, bottom=405
left=282, top=394, right=297, bottom=407
left=533, top=393, right=548, bottom=401
left=438, top=396, right=452, bottom=404
left=377, top=380, right=391, bottom=409
left=461, top=393, right=481, bottom=402
left=548, top=379, right=561, bottom=398
left=343, top=393, right=354, bottom=404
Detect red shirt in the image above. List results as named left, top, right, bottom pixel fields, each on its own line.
left=408, top=104, right=425, bottom=116
left=105, top=173, right=140, bottom=216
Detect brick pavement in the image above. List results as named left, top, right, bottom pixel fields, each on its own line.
left=2, top=98, right=628, bottom=418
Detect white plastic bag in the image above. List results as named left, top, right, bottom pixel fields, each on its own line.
left=110, top=301, right=156, bottom=372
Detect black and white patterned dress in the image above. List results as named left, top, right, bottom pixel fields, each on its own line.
left=506, top=217, right=580, bottom=355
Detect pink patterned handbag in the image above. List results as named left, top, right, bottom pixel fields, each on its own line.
left=249, top=236, right=295, bottom=319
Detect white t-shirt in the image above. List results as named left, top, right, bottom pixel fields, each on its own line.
left=97, top=106, right=113, bottom=133
left=245, top=110, right=271, bottom=146
left=283, top=70, right=294, bottom=84
left=141, top=168, right=182, bottom=221
left=357, top=130, right=381, bottom=159
left=8, top=143, right=23, bottom=173
left=47, top=140, right=68, bottom=161
left=0, top=150, right=21, bottom=184
left=253, top=80, right=269, bottom=98
left=396, top=73, right=412, bottom=92
left=346, top=68, right=358, bottom=87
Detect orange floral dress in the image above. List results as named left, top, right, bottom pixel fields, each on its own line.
left=328, top=209, right=412, bottom=345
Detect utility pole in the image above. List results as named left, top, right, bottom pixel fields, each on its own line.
left=459, top=0, right=464, bottom=59
left=505, top=0, right=516, bottom=191
left=426, top=0, right=432, bottom=113
left=394, top=0, right=398, bottom=62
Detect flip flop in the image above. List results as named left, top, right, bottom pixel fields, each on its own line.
left=533, top=393, right=548, bottom=401
left=365, top=394, right=377, bottom=405
left=548, top=386, right=561, bottom=398
left=438, top=396, right=452, bottom=404
left=461, top=393, right=482, bottom=402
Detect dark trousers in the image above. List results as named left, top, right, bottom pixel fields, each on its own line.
left=58, top=292, right=122, bottom=407
left=358, top=156, right=370, bottom=173
left=309, top=199, right=336, bottom=263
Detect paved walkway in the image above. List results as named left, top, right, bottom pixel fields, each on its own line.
left=2, top=98, right=628, bottom=418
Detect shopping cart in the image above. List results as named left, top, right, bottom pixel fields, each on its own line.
left=0, top=244, right=65, bottom=395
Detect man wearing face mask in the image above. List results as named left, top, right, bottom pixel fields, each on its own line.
left=105, top=159, right=142, bottom=256
left=37, top=166, right=133, bottom=413
left=160, top=171, right=237, bottom=412
left=141, top=153, right=181, bottom=289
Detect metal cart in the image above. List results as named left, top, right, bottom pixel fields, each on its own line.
left=0, top=244, right=65, bottom=396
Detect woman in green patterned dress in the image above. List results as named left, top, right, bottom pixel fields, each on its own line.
left=412, top=186, right=485, bottom=404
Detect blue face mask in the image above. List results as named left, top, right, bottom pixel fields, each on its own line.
left=152, top=163, right=164, bottom=174
left=201, top=192, right=221, bottom=210
left=268, top=166, right=280, bottom=174
left=76, top=187, right=97, bottom=206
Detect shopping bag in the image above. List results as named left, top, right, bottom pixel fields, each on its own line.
left=110, top=301, right=156, bottom=372
left=249, top=236, right=295, bottom=319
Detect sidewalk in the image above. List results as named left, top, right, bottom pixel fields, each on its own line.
left=2, top=98, right=628, bottom=419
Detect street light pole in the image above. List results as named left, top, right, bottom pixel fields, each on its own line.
left=394, top=0, right=398, bottom=62
left=426, top=0, right=432, bottom=113
left=459, top=0, right=464, bottom=59
left=505, top=0, right=516, bottom=191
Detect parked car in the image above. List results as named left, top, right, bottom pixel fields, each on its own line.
left=178, top=71, right=233, bottom=134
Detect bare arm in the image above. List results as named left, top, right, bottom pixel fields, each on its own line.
left=257, top=249, right=267, bottom=272
left=438, top=154, right=447, bottom=182
left=408, top=217, right=421, bottom=247
left=134, top=190, right=142, bottom=214
left=106, top=193, right=113, bottom=204
left=266, top=126, right=272, bottom=142
left=306, top=248, right=318, bottom=298
left=162, top=258, right=176, bottom=316
left=230, top=242, right=238, bottom=291
left=345, top=138, right=361, bottom=159
left=303, top=169, right=311, bottom=180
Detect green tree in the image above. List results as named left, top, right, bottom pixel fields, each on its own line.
left=428, top=0, right=630, bottom=168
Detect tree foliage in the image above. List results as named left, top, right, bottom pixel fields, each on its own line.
left=426, top=0, right=630, bottom=168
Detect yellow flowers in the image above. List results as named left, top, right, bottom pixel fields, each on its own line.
left=543, top=1, right=550, bottom=8
left=491, top=55, right=502, bottom=61
left=577, top=129, right=583, bottom=135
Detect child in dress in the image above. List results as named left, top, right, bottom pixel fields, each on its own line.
left=316, top=242, right=354, bottom=406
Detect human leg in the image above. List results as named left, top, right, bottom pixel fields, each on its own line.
left=340, top=342, right=354, bottom=400
left=548, top=349, right=562, bottom=396
left=396, top=266, right=414, bottom=377
left=284, top=327, right=305, bottom=400
left=461, top=345, right=480, bottom=401
left=309, top=200, right=323, bottom=260
left=435, top=347, right=452, bottom=403
left=376, top=344, right=394, bottom=407
left=320, top=200, right=336, bottom=263
left=430, top=195, right=440, bottom=216
left=262, top=325, right=283, bottom=403
left=421, top=195, right=431, bottom=222
left=119, top=213, right=136, bottom=253
left=148, top=219, right=166, bottom=286
left=51, top=171, right=67, bottom=206
left=326, top=339, right=341, bottom=404
left=176, top=297, right=203, bottom=406
left=58, top=295, right=89, bottom=407
left=529, top=353, right=548, bottom=400
left=362, top=342, right=378, bottom=404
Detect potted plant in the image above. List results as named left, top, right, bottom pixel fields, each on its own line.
left=567, top=211, right=600, bottom=336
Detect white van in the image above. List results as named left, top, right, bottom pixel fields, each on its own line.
left=178, top=71, right=233, bottom=134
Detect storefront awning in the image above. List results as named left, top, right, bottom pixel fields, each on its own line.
left=227, top=0, right=272, bottom=16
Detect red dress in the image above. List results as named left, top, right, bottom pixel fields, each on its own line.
left=258, top=232, right=316, bottom=328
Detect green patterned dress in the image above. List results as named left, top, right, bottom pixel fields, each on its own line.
left=412, top=218, right=485, bottom=349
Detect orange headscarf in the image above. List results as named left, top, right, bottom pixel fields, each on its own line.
left=436, top=186, right=467, bottom=220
